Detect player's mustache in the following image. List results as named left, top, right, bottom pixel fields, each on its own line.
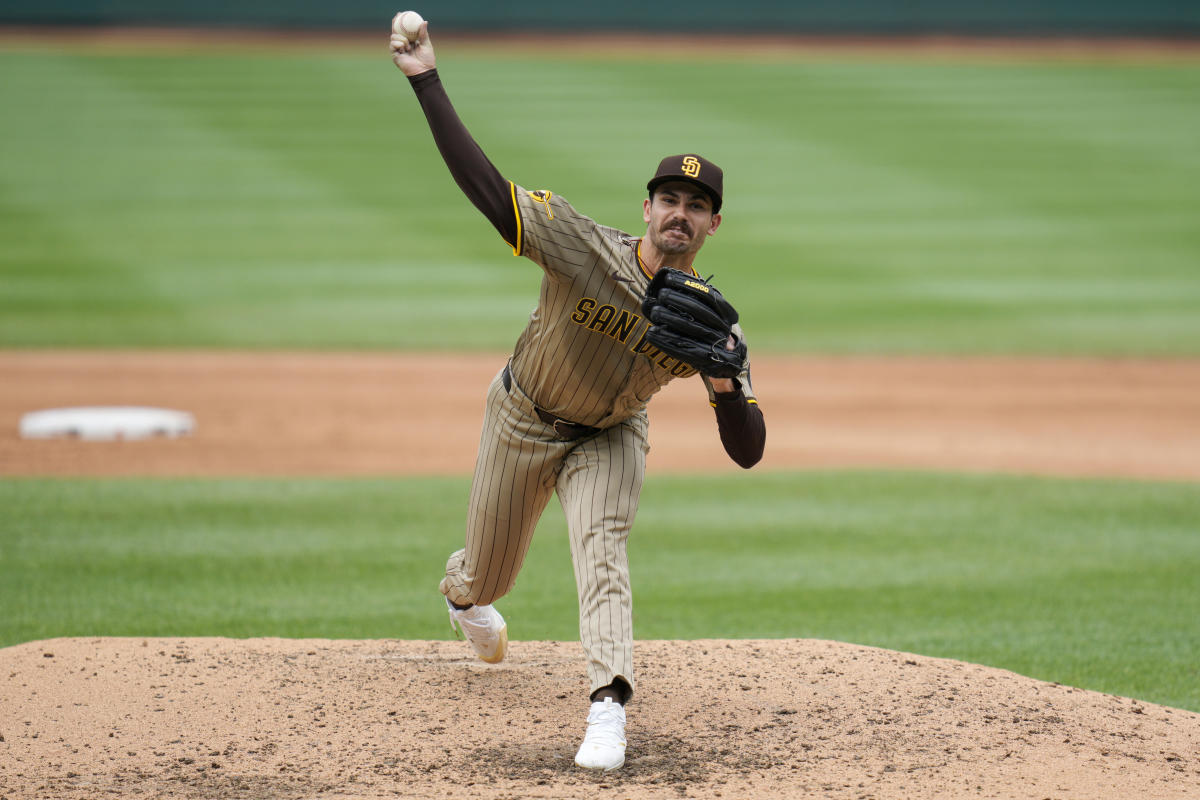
left=662, top=220, right=692, bottom=236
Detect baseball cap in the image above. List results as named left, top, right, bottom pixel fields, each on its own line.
left=647, top=154, right=723, bottom=214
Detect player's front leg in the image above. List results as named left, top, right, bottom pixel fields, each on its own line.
left=556, top=420, right=647, bottom=770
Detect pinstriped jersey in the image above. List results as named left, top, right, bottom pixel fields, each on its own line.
left=506, top=184, right=755, bottom=429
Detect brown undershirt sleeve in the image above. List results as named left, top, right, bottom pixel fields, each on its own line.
left=408, top=69, right=518, bottom=247
left=713, top=388, right=766, bottom=469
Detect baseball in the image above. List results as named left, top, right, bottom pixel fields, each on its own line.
left=392, top=10, right=424, bottom=40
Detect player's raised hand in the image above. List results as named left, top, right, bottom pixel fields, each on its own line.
left=390, top=13, right=435, bottom=76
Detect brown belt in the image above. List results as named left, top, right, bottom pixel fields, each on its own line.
left=502, top=364, right=601, bottom=441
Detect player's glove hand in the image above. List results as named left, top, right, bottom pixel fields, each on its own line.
left=641, top=268, right=747, bottom=380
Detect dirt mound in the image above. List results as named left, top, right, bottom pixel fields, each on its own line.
left=1, top=637, right=1196, bottom=799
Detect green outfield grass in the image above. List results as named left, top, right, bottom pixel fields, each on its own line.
left=1, top=46, right=1198, bottom=353
left=2, top=472, right=1197, bottom=711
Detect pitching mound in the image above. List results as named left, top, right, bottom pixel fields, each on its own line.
left=2, top=638, right=1197, bottom=799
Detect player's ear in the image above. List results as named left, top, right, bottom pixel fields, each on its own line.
left=643, top=196, right=653, bottom=224
left=707, top=213, right=722, bottom=236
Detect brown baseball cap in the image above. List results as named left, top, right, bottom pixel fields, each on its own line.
left=647, top=154, right=723, bottom=213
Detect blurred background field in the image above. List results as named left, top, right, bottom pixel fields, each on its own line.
left=1, top=3, right=1198, bottom=717
left=1, top=38, right=1199, bottom=352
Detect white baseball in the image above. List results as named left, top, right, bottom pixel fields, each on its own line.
left=393, top=10, right=424, bottom=40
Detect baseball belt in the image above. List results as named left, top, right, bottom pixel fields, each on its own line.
left=502, top=364, right=601, bottom=441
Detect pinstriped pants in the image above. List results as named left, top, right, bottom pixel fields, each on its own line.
left=440, top=365, right=648, bottom=697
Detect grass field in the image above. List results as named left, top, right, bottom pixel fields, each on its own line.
left=2, top=473, right=1198, bottom=711
left=1, top=44, right=1198, bottom=353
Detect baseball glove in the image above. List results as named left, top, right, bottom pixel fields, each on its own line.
left=641, top=268, right=747, bottom=379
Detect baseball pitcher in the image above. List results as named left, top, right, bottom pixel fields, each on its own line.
left=390, top=15, right=766, bottom=772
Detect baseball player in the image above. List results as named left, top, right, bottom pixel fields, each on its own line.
left=391, top=17, right=765, bottom=771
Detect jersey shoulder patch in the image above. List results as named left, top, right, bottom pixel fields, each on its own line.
left=525, top=189, right=555, bottom=220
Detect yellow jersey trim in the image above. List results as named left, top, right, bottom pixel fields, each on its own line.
left=509, top=181, right=523, bottom=257
left=636, top=241, right=653, bottom=280
left=710, top=397, right=757, bottom=407
left=636, top=239, right=700, bottom=281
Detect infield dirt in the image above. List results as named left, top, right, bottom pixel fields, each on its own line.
left=3, top=351, right=1199, bottom=480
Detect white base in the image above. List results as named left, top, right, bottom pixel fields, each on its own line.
left=19, top=406, right=196, bottom=441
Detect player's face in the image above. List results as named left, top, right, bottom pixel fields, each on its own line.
left=643, top=183, right=722, bottom=256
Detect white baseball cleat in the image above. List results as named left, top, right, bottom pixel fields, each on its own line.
left=446, top=598, right=507, bottom=664
left=574, top=697, right=627, bottom=771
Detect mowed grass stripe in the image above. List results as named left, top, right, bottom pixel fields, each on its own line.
left=1, top=472, right=1197, bottom=711
left=0, top=51, right=539, bottom=348
left=643, top=60, right=1200, bottom=353
left=0, top=49, right=1198, bottom=352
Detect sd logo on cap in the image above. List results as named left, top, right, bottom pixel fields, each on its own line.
left=647, top=154, right=723, bottom=213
